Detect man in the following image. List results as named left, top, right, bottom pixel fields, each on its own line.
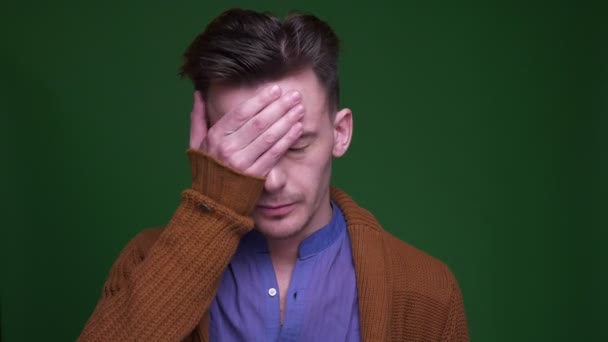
left=79, top=8, right=468, bottom=342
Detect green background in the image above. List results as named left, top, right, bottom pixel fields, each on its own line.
left=2, top=0, right=606, bottom=341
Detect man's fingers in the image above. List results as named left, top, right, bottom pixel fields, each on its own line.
left=215, top=84, right=282, bottom=134
left=232, top=90, right=302, bottom=146
left=189, top=91, right=207, bottom=149
left=199, top=84, right=302, bottom=176
left=232, top=102, right=304, bottom=168
left=246, top=122, right=304, bottom=177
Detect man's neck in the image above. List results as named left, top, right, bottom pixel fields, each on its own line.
left=267, top=199, right=333, bottom=267
left=268, top=239, right=300, bottom=269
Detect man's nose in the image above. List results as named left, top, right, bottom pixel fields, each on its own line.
left=264, top=164, right=287, bottom=193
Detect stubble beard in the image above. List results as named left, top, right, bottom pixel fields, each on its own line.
left=253, top=203, right=310, bottom=241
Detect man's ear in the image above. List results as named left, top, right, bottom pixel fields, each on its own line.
left=332, top=108, right=353, bottom=158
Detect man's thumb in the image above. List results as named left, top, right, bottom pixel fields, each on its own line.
left=189, top=91, right=208, bottom=149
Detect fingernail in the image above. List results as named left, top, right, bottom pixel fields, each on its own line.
left=296, top=105, right=305, bottom=117
left=269, top=85, right=280, bottom=97
left=290, top=91, right=302, bottom=103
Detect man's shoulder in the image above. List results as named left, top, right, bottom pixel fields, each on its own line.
left=332, top=187, right=458, bottom=290
left=380, top=229, right=458, bottom=292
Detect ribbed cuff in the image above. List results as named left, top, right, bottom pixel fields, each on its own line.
left=187, top=149, right=265, bottom=216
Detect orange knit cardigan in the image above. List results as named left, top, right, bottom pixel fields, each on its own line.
left=78, top=150, right=469, bottom=341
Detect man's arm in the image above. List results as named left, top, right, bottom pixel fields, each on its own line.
left=78, top=152, right=264, bottom=341
left=79, top=86, right=305, bottom=341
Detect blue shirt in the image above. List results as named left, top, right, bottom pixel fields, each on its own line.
left=209, top=203, right=360, bottom=341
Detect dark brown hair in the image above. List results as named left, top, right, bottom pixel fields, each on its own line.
left=179, top=8, right=341, bottom=110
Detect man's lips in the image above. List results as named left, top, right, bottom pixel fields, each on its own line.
left=256, top=203, right=296, bottom=216
left=257, top=203, right=292, bottom=208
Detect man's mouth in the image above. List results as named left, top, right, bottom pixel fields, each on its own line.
left=256, top=202, right=297, bottom=217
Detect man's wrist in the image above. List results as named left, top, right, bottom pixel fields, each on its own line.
left=187, top=149, right=265, bottom=216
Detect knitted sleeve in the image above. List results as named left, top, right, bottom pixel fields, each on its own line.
left=441, top=279, right=469, bottom=342
left=78, top=149, right=265, bottom=342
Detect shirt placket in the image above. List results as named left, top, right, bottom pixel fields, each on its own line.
left=277, top=255, right=316, bottom=342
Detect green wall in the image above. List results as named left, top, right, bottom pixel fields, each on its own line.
left=3, top=0, right=606, bottom=341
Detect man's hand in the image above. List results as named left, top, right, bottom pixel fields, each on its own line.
left=189, top=85, right=304, bottom=177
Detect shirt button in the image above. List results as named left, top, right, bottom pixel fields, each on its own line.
left=268, top=288, right=277, bottom=297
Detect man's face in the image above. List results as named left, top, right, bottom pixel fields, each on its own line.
left=206, top=68, right=352, bottom=240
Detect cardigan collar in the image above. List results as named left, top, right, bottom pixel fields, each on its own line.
left=330, top=187, right=392, bottom=341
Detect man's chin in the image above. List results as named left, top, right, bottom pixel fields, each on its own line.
left=253, top=215, right=305, bottom=241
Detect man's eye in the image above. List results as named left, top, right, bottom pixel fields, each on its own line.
left=288, top=146, right=308, bottom=153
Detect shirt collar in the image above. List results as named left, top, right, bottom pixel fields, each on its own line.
left=241, top=201, right=346, bottom=259
left=298, top=202, right=345, bottom=259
